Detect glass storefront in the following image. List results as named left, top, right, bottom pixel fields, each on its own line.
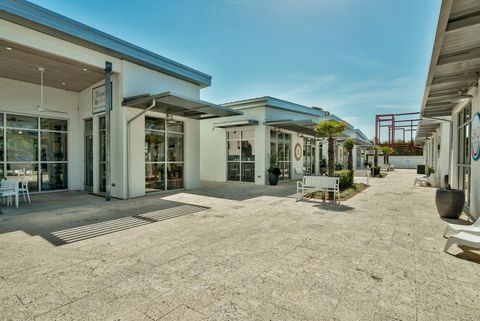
left=303, top=138, right=316, bottom=175
left=227, top=129, right=255, bottom=182
left=145, top=117, right=184, bottom=192
left=457, top=104, right=471, bottom=207
left=99, top=117, right=106, bottom=193
left=271, top=131, right=291, bottom=180
left=1, top=113, right=68, bottom=192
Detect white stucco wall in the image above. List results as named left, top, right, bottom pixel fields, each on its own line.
left=470, top=85, right=480, bottom=220
left=122, top=61, right=200, bottom=99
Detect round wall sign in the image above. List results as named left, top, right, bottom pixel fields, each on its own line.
left=294, top=143, right=302, bottom=161
left=472, top=112, right=480, bottom=161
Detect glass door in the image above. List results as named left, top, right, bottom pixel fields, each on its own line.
left=227, top=129, right=255, bottom=182
left=84, top=119, right=93, bottom=192
left=270, top=131, right=291, bottom=180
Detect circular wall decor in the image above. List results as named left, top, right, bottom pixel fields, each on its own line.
left=294, top=143, right=302, bottom=161
left=472, top=112, right=480, bottom=161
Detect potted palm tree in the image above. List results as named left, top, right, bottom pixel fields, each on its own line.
left=314, top=120, right=347, bottom=177
left=268, top=152, right=281, bottom=185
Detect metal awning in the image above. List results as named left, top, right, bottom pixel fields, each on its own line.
left=416, top=0, right=480, bottom=143
left=213, top=119, right=258, bottom=128
left=264, top=119, right=318, bottom=137
left=415, top=120, right=441, bottom=145
left=122, top=92, right=243, bottom=119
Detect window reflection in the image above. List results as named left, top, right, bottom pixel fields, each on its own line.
left=7, top=129, right=38, bottom=162
left=227, top=129, right=255, bottom=182
left=145, top=116, right=184, bottom=192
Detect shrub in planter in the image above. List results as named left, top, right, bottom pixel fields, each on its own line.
left=335, top=163, right=344, bottom=171
left=426, top=166, right=435, bottom=177
left=371, top=166, right=380, bottom=177
left=335, top=169, right=354, bottom=190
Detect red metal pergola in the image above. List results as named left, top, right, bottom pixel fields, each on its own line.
left=375, top=112, right=421, bottom=154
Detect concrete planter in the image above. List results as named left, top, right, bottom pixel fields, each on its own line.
left=435, top=189, right=465, bottom=219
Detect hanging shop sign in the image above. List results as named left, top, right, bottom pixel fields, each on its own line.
left=92, top=82, right=112, bottom=114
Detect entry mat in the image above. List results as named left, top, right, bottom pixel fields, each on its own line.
left=51, top=204, right=207, bottom=245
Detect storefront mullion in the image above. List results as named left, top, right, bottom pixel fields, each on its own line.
left=145, top=117, right=184, bottom=192
left=227, top=129, right=255, bottom=182
left=457, top=104, right=472, bottom=207
left=270, top=130, right=291, bottom=180
left=2, top=113, right=68, bottom=192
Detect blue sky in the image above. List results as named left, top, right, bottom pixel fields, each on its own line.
left=31, top=0, right=441, bottom=138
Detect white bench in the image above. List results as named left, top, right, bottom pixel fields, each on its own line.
left=296, top=176, right=340, bottom=203
left=380, top=164, right=390, bottom=171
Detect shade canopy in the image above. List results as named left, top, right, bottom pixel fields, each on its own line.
left=122, top=92, right=243, bottom=119
left=264, top=119, right=319, bottom=137
left=213, top=119, right=259, bottom=128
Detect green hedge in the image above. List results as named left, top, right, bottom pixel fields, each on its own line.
left=335, top=169, right=354, bottom=190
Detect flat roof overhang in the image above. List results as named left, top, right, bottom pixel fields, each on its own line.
left=0, top=39, right=104, bottom=92
left=213, top=119, right=258, bottom=128
left=122, top=92, right=243, bottom=119
left=416, top=0, right=480, bottom=142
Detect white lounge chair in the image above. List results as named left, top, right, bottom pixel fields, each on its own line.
left=414, top=174, right=438, bottom=187
left=444, top=232, right=480, bottom=253
left=444, top=217, right=480, bottom=237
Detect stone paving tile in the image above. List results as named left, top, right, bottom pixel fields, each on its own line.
left=1, top=170, right=480, bottom=321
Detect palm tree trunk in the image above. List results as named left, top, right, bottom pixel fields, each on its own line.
left=328, top=137, right=334, bottom=177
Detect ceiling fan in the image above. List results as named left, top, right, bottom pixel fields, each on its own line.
left=19, top=67, right=67, bottom=114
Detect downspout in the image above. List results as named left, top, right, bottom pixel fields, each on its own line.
left=421, top=116, right=453, bottom=186
left=126, top=100, right=156, bottom=199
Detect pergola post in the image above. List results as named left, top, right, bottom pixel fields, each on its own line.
left=105, top=61, right=112, bottom=201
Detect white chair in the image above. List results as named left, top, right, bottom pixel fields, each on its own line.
left=18, top=176, right=31, bottom=204
left=444, top=232, right=480, bottom=253
left=444, top=217, right=480, bottom=237
left=0, top=180, right=19, bottom=208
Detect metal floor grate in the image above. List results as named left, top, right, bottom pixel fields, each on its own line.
left=51, top=205, right=206, bottom=244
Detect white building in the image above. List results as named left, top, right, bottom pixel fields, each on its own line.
left=415, top=0, right=480, bottom=220
left=0, top=0, right=241, bottom=199
left=200, top=96, right=370, bottom=185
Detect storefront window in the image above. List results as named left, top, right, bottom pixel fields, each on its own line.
left=145, top=117, right=184, bottom=192
left=2, top=114, right=68, bottom=192
left=227, top=129, right=255, bottom=182
left=457, top=104, right=471, bottom=207
left=271, top=131, right=291, bottom=180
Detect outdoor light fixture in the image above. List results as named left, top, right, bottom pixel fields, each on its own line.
left=451, top=89, right=473, bottom=103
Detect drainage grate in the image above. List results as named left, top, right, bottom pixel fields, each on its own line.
left=51, top=205, right=207, bottom=244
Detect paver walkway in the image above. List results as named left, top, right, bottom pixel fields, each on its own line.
left=1, top=170, right=479, bottom=321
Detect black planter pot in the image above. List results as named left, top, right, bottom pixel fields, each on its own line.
left=269, top=173, right=279, bottom=186
left=435, top=189, right=465, bottom=219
